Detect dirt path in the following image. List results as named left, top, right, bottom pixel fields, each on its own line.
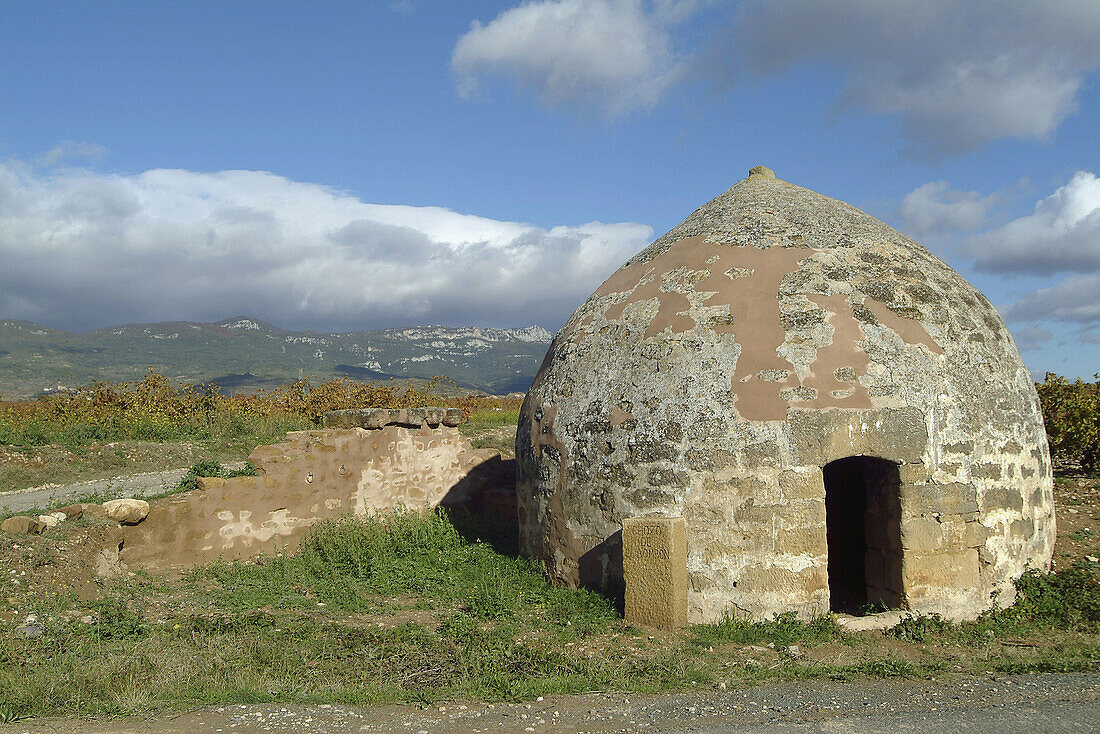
left=0, top=462, right=245, bottom=514
left=4, top=672, right=1097, bottom=734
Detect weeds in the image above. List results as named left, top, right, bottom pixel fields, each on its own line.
left=0, top=511, right=688, bottom=716
left=198, top=510, right=617, bottom=630
left=691, top=612, right=842, bottom=649
left=887, top=613, right=954, bottom=643
left=0, top=369, right=469, bottom=451
left=176, top=459, right=258, bottom=492
left=1, top=510, right=1098, bottom=718
left=981, top=566, right=1100, bottom=632
left=886, top=565, right=1100, bottom=644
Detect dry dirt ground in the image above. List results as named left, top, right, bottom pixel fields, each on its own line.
left=1052, top=476, right=1100, bottom=568
left=3, top=673, right=1097, bottom=733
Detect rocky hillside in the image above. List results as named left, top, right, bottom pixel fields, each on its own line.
left=0, top=317, right=553, bottom=399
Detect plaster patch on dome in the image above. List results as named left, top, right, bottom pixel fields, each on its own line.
left=575, top=236, right=941, bottom=421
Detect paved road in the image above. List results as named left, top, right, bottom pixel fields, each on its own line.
left=3, top=672, right=1097, bottom=733
left=0, top=462, right=248, bottom=513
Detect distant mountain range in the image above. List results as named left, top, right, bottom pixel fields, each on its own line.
left=0, top=317, right=554, bottom=399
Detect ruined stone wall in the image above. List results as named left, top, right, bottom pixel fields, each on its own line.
left=122, top=408, right=509, bottom=569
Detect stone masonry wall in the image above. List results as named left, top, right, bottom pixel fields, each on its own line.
left=121, top=408, right=509, bottom=569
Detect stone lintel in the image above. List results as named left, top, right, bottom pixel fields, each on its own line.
left=322, top=407, right=465, bottom=429
left=622, top=516, right=688, bottom=629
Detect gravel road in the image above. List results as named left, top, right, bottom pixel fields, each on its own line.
left=3, top=672, right=1097, bottom=733
left=0, top=469, right=189, bottom=513
left=0, top=463, right=243, bottom=514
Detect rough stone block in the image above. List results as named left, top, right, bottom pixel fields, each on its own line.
left=963, top=521, right=990, bottom=547
left=736, top=563, right=829, bottom=598
left=904, top=549, right=980, bottom=590
left=103, top=498, right=151, bottom=525
left=983, top=485, right=1024, bottom=513
left=779, top=468, right=824, bottom=500
left=901, top=516, right=968, bottom=553
left=1, top=516, right=42, bottom=535
left=56, top=505, right=84, bottom=520
left=897, top=462, right=930, bottom=485
left=902, top=483, right=978, bottom=517
left=781, top=523, right=827, bottom=555
left=622, top=517, right=688, bottom=629
left=787, top=407, right=928, bottom=466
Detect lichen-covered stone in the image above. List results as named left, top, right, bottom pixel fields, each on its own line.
left=517, top=169, right=1054, bottom=623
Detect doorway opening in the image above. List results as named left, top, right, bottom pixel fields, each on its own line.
left=823, top=456, right=903, bottom=614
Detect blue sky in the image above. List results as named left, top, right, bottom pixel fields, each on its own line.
left=0, top=1, right=1097, bottom=378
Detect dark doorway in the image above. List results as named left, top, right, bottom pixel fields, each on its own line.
left=823, top=456, right=903, bottom=614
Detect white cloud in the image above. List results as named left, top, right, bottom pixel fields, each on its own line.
left=1010, top=325, right=1054, bottom=352
left=896, top=181, right=996, bottom=238
left=959, top=171, right=1100, bottom=275
left=33, top=141, right=108, bottom=167
left=451, top=0, right=688, bottom=116
left=1005, top=274, right=1100, bottom=325
left=0, top=163, right=651, bottom=332
left=728, top=0, right=1100, bottom=153
left=893, top=173, right=1100, bottom=361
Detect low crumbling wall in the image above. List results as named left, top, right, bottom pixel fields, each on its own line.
left=120, top=408, right=512, bottom=569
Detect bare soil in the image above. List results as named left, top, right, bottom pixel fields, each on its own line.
left=1052, top=476, right=1100, bottom=568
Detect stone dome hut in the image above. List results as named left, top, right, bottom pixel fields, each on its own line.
left=516, top=167, right=1054, bottom=622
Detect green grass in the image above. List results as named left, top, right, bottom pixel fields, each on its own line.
left=0, top=511, right=1098, bottom=720
left=176, top=459, right=259, bottom=492
left=195, top=511, right=615, bottom=628
left=0, top=510, right=707, bottom=717
left=886, top=565, right=1100, bottom=646
left=691, top=612, right=843, bottom=649
left=461, top=406, right=521, bottom=434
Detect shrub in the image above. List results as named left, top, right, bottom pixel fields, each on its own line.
left=0, top=369, right=482, bottom=449
left=1037, top=373, right=1100, bottom=473
left=176, top=460, right=258, bottom=492
left=993, top=566, right=1100, bottom=631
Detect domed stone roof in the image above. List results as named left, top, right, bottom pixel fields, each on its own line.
left=517, top=168, right=1054, bottom=622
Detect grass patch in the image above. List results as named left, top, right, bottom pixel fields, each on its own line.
left=195, top=510, right=616, bottom=631
left=691, top=612, right=843, bottom=649
left=886, top=565, right=1100, bottom=645
left=0, top=510, right=710, bottom=717
left=1, top=511, right=1098, bottom=718
left=176, top=459, right=259, bottom=492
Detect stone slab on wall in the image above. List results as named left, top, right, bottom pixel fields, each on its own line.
left=622, top=517, right=688, bottom=629
left=323, top=407, right=465, bottom=429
